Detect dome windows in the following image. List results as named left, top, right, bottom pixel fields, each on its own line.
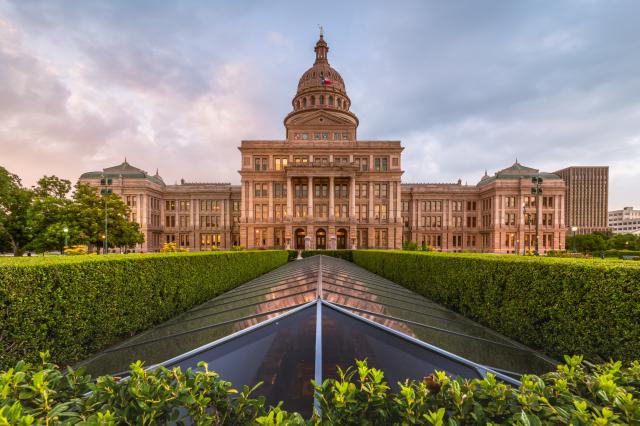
left=320, top=95, right=325, bottom=105
left=302, top=98, right=307, bottom=108
left=311, top=95, right=315, bottom=106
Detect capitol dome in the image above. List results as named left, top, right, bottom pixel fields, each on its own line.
left=290, top=33, right=352, bottom=113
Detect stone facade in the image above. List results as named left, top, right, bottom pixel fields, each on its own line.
left=79, top=34, right=579, bottom=254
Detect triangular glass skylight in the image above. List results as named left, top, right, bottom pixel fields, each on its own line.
left=77, top=256, right=556, bottom=417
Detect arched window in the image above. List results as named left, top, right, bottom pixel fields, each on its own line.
left=311, top=95, right=315, bottom=106
left=329, top=96, right=334, bottom=106
left=320, top=95, right=324, bottom=105
left=296, top=100, right=300, bottom=110
left=302, top=98, right=307, bottom=108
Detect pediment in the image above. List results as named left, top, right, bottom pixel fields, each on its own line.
left=286, top=110, right=356, bottom=127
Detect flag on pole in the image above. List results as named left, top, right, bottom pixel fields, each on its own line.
left=320, top=73, right=332, bottom=86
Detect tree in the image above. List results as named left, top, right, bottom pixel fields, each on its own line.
left=607, top=233, right=640, bottom=250
left=27, top=176, right=73, bottom=254
left=0, top=166, right=33, bottom=256
left=70, top=184, right=144, bottom=253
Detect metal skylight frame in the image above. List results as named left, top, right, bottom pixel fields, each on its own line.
left=143, top=255, right=523, bottom=389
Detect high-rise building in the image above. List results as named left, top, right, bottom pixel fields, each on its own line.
left=553, top=166, right=609, bottom=234
left=79, top=33, right=584, bottom=254
left=608, top=207, right=640, bottom=234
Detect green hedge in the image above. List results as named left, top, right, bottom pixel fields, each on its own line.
left=593, top=249, right=640, bottom=258
left=0, top=251, right=288, bottom=369
left=2, top=354, right=639, bottom=424
left=352, top=250, right=640, bottom=363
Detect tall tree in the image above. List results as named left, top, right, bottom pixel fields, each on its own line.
left=0, top=166, right=33, bottom=256
left=70, top=183, right=144, bottom=253
left=27, top=176, right=73, bottom=254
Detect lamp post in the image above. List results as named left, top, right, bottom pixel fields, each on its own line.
left=100, top=176, right=113, bottom=254
left=63, top=227, right=68, bottom=254
left=571, top=226, right=578, bottom=253
left=521, top=202, right=526, bottom=255
left=531, top=176, right=543, bottom=256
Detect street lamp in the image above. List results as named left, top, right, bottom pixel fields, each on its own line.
left=531, top=176, right=543, bottom=256
left=571, top=226, right=578, bottom=253
left=63, top=227, right=69, bottom=253
left=100, top=176, right=113, bottom=254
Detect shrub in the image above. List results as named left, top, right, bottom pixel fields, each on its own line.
left=402, top=240, right=418, bottom=251
left=2, top=354, right=639, bottom=425
left=0, top=250, right=288, bottom=369
left=159, top=241, right=188, bottom=252
left=231, top=245, right=246, bottom=251
left=63, top=244, right=87, bottom=255
left=352, top=250, right=640, bottom=363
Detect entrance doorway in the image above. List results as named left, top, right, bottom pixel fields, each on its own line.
left=316, top=229, right=326, bottom=249
left=295, top=228, right=306, bottom=250
left=337, top=228, right=347, bottom=249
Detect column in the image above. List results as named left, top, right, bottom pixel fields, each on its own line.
left=240, top=181, right=246, bottom=224
left=248, top=180, right=254, bottom=220
left=286, top=177, right=293, bottom=220
left=388, top=181, right=394, bottom=221
left=396, top=181, right=402, bottom=225
left=368, top=182, right=374, bottom=224
left=268, top=181, right=274, bottom=222
left=307, top=176, right=313, bottom=219
left=329, top=176, right=335, bottom=220
left=350, top=177, right=356, bottom=220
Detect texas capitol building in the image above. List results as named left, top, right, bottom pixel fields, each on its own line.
left=80, top=34, right=608, bottom=254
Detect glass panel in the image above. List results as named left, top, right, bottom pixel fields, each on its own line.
left=322, top=304, right=481, bottom=389
left=166, top=305, right=317, bottom=417
left=77, top=259, right=319, bottom=378
left=319, top=256, right=556, bottom=375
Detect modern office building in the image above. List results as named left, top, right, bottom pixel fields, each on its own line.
left=554, top=166, right=609, bottom=234
left=608, top=207, right=640, bottom=234
left=80, top=34, right=586, bottom=254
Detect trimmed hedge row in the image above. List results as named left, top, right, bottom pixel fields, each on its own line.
left=352, top=250, right=640, bottom=363
left=0, top=251, right=288, bottom=369
left=2, top=354, right=639, bottom=424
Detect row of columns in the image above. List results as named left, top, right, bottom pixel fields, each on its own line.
left=245, top=176, right=402, bottom=222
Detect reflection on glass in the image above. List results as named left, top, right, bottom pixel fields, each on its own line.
left=322, top=305, right=481, bottom=389
left=166, top=305, right=317, bottom=417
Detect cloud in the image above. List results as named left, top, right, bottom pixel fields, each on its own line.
left=0, top=0, right=638, bottom=209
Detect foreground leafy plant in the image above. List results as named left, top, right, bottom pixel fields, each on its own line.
left=2, top=354, right=639, bottom=425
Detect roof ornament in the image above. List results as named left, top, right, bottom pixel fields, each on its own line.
left=318, top=24, right=323, bottom=38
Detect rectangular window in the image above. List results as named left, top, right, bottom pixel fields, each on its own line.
left=314, top=204, right=329, bottom=218
left=333, top=132, right=341, bottom=140
left=293, top=156, right=309, bottom=164
left=233, top=201, right=240, bottom=212
left=295, top=204, right=308, bottom=218
left=355, top=157, right=369, bottom=171
left=254, top=157, right=268, bottom=171
left=165, top=215, right=176, bottom=227
left=274, top=183, right=287, bottom=198
left=374, top=157, right=388, bottom=171
left=274, top=157, right=289, bottom=171
left=165, top=200, right=176, bottom=211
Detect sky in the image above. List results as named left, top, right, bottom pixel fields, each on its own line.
left=0, top=0, right=638, bottom=209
